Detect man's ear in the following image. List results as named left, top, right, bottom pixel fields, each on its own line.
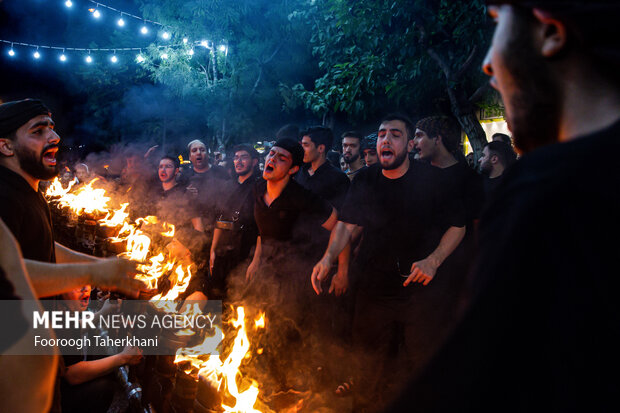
left=318, top=144, right=326, bottom=155
left=252, top=158, right=258, bottom=168
left=0, top=139, right=15, bottom=157
left=289, top=165, right=300, bottom=175
left=407, top=139, right=415, bottom=153
left=532, top=8, right=567, bottom=58
left=491, top=154, right=499, bottom=165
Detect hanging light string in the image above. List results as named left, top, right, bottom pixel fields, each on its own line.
left=0, top=38, right=193, bottom=53
left=84, top=0, right=164, bottom=28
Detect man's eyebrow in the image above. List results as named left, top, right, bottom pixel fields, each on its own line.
left=29, top=120, right=55, bottom=130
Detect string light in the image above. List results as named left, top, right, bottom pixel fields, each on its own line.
left=117, top=13, right=125, bottom=27
left=110, top=50, right=118, bottom=63
left=60, top=50, right=67, bottom=62
left=8, top=43, right=15, bottom=57
left=160, top=52, right=168, bottom=60
left=162, top=32, right=171, bottom=40
left=141, top=25, right=149, bottom=35
left=85, top=50, right=93, bottom=63
left=65, top=1, right=73, bottom=8
left=183, top=38, right=188, bottom=44
left=93, top=9, right=101, bottom=19
left=188, top=49, right=194, bottom=56
left=33, top=47, right=41, bottom=59
left=136, top=54, right=145, bottom=63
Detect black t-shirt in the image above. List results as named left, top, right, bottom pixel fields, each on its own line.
left=392, top=119, right=620, bottom=412
left=219, top=173, right=261, bottom=258
left=295, top=161, right=350, bottom=211
left=254, top=179, right=333, bottom=246
left=0, top=266, right=29, bottom=352
left=0, top=166, right=56, bottom=263
left=340, top=162, right=465, bottom=297
left=439, top=161, right=485, bottom=222
left=186, top=166, right=233, bottom=230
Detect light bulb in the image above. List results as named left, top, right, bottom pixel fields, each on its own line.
left=162, top=32, right=170, bottom=40
left=188, top=49, right=194, bottom=56
left=93, top=10, right=101, bottom=19
left=8, top=49, right=15, bottom=57
left=117, top=18, right=125, bottom=27
left=33, top=51, right=41, bottom=59
left=85, top=55, right=93, bottom=63
left=65, top=1, right=73, bottom=8
left=141, top=26, right=148, bottom=34
left=160, top=53, right=169, bottom=60
left=136, top=54, right=145, bottom=63
left=60, top=54, right=67, bottom=62
left=183, top=38, right=188, bottom=44
left=111, top=55, right=118, bottom=63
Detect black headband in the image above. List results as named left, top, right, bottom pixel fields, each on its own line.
left=0, top=99, right=51, bottom=138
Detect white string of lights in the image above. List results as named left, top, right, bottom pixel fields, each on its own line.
left=1, top=1, right=230, bottom=65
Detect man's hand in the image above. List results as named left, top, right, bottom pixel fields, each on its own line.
left=329, top=268, right=348, bottom=296
left=311, top=254, right=333, bottom=295
left=403, top=256, right=439, bottom=287
left=119, top=345, right=143, bottom=366
left=246, top=259, right=259, bottom=281
left=90, top=258, right=147, bottom=298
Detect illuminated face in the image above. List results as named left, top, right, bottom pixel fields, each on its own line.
left=413, top=128, right=438, bottom=161
left=62, top=285, right=91, bottom=312
left=189, top=142, right=208, bottom=171
left=263, top=146, right=297, bottom=181
left=158, top=158, right=178, bottom=183
left=233, top=150, right=254, bottom=177
left=363, top=148, right=378, bottom=166
left=12, top=115, right=60, bottom=180
left=342, top=137, right=360, bottom=164
left=377, top=120, right=413, bottom=170
left=301, top=135, right=321, bottom=164
left=482, top=5, right=560, bottom=152
left=75, top=165, right=89, bottom=183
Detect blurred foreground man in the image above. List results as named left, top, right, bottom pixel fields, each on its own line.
left=390, top=1, right=620, bottom=411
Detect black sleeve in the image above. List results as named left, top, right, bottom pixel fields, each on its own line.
left=464, top=169, right=485, bottom=221
left=300, top=186, right=333, bottom=225
left=0, top=267, right=29, bottom=353
left=339, top=170, right=368, bottom=226
left=433, top=170, right=467, bottom=230
left=0, top=197, right=24, bottom=246
left=331, top=173, right=351, bottom=212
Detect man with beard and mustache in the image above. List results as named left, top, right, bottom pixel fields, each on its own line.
left=341, top=131, right=365, bottom=180
left=0, top=99, right=144, bottom=298
left=208, top=145, right=262, bottom=299
left=388, top=1, right=620, bottom=412
left=311, top=113, right=466, bottom=411
left=478, top=140, right=516, bottom=197
left=0, top=99, right=146, bottom=413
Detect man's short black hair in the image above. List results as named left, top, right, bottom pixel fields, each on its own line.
left=492, top=133, right=512, bottom=146
left=276, top=124, right=300, bottom=141
left=301, top=126, right=334, bottom=151
left=232, top=144, right=259, bottom=160
left=341, top=131, right=363, bottom=142
left=273, top=138, right=304, bottom=167
left=485, top=141, right=517, bottom=168
left=380, top=113, right=415, bottom=140
left=160, top=155, right=180, bottom=169
left=415, top=116, right=462, bottom=153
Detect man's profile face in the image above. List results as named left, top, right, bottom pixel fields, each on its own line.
left=75, top=165, right=89, bottom=182
left=363, top=148, right=378, bottom=166
left=301, top=135, right=321, bottom=164
left=378, top=120, right=413, bottom=170
left=413, top=129, right=438, bottom=161
left=483, top=5, right=560, bottom=153
left=342, top=137, right=360, bottom=164
left=233, top=150, right=254, bottom=177
left=189, top=142, right=208, bottom=169
left=263, top=146, right=295, bottom=181
left=158, top=159, right=178, bottom=183
left=13, top=114, right=60, bottom=181
left=479, top=146, right=493, bottom=174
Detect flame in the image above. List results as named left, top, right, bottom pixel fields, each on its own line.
left=46, top=177, right=76, bottom=197
left=99, top=203, right=129, bottom=227
left=56, top=179, right=110, bottom=215
left=174, top=306, right=266, bottom=413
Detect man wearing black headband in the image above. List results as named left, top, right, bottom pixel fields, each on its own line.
left=0, top=99, right=146, bottom=299
left=390, top=1, right=620, bottom=411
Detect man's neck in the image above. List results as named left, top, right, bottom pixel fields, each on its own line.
left=194, top=164, right=210, bottom=174
left=238, top=171, right=253, bottom=184
left=347, top=158, right=364, bottom=173
left=264, top=176, right=290, bottom=206
left=489, top=165, right=504, bottom=179
left=0, top=161, right=39, bottom=191
left=162, top=180, right=177, bottom=191
left=309, top=157, right=326, bottom=175
left=557, top=63, right=620, bottom=142
left=382, top=156, right=410, bottom=179
left=430, top=150, right=458, bottom=169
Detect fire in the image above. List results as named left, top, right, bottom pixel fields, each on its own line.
left=57, top=179, right=110, bottom=216
left=46, top=177, right=76, bottom=197
left=175, top=306, right=267, bottom=413
left=99, top=203, right=129, bottom=227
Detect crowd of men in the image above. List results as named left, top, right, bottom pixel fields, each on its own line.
left=2, top=0, right=620, bottom=411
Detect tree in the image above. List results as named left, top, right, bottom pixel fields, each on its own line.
left=287, top=0, right=495, bottom=161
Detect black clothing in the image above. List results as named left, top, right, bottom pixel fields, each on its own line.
left=254, top=178, right=332, bottom=247
left=482, top=175, right=503, bottom=198
left=390, top=120, right=620, bottom=412
left=185, top=166, right=232, bottom=232
left=340, top=162, right=465, bottom=298
left=295, top=161, right=350, bottom=211
left=0, top=266, right=29, bottom=352
left=439, top=161, right=484, bottom=222
left=0, top=165, right=56, bottom=262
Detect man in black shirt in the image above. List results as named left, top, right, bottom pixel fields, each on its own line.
left=478, top=140, right=516, bottom=198
left=243, top=138, right=337, bottom=390
left=296, top=126, right=350, bottom=211
left=0, top=99, right=145, bottom=299
left=208, top=145, right=261, bottom=299
left=389, top=1, right=620, bottom=411
left=341, top=131, right=365, bottom=180
left=312, top=113, right=466, bottom=411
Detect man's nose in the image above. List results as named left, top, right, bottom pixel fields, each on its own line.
left=482, top=47, right=493, bottom=76
left=48, top=129, right=61, bottom=144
